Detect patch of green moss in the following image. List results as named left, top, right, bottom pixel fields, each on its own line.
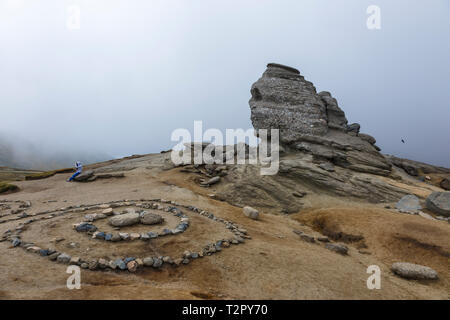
left=0, top=182, right=19, bottom=194
left=54, top=167, right=75, bottom=174
left=25, top=171, right=56, bottom=180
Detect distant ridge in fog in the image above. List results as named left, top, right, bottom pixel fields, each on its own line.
left=0, top=134, right=110, bottom=171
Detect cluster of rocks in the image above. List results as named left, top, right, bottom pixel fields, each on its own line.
left=395, top=193, right=450, bottom=220
left=73, top=206, right=191, bottom=242
left=73, top=170, right=125, bottom=182
left=293, top=229, right=349, bottom=255
left=3, top=199, right=250, bottom=273
left=0, top=200, right=32, bottom=220
left=179, top=154, right=231, bottom=187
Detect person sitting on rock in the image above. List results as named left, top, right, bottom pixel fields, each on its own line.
left=67, top=161, right=83, bottom=182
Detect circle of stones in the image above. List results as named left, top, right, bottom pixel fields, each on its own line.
left=2, top=199, right=250, bottom=272
left=74, top=202, right=190, bottom=242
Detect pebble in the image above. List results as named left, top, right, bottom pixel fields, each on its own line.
left=57, top=253, right=71, bottom=264
left=135, top=258, right=144, bottom=267
left=88, top=260, right=99, bottom=270
left=48, top=252, right=60, bottom=261
left=162, top=256, right=173, bottom=264
left=115, top=259, right=127, bottom=270
left=325, top=243, right=348, bottom=255
left=12, top=238, right=21, bottom=247
left=127, top=260, right=138, bottom=272
left=300, top=234, right=315, bottom=243
left=111, top=234, right=121, bottom=242
left=98, top=258, right=108, bottom=269
left=143, top=257, right=154, bottom=266
left=119, top=233, right=130, bottom=240
left=153, top=258, right=163, bottom=268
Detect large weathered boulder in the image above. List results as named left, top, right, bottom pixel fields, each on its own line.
left=426, top=192, right=450, bottom=217
left=396, top=194, right=422, bottom=214
left=391, top=262, right=438, bottom=280
left=249, top=63, right=392, bottom=177
left=108, top=212, right=140, bottom=227
left=140, top=212, right=163, bottom=225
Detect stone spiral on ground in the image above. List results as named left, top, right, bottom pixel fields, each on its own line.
left=2, top=199, right=250, bottom=272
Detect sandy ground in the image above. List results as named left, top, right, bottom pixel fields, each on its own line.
left=0, top=153, right=449, bottom=300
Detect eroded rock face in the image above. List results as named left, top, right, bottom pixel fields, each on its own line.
left=249, top=63, right=392, bottom=176
left=250, top=63, right=328, bottom=142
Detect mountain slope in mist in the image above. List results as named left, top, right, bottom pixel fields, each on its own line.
left=0, top=135, right=110, bottom=170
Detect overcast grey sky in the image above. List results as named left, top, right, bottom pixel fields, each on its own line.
left=1, top=0, right=449, bottom=167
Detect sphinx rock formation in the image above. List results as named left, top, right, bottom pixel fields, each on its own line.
left=249, top=63, right=391, bottom=176
left=212, top=63, right=411, bottom=212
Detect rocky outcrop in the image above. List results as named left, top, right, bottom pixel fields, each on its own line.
left=386, top=155, right=450, bottom=177
left=441, top=178, right=450, bottom=190
left=249, top=63, right=392, bottom=177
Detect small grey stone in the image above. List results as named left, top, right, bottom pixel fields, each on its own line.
left=56, top=253, right=71, bottom=263
left=243, top=206, right=259, bottom=220
left=391, top=262, right=438, bottom=280
left=152, top=258, right=163, bottom=268
left=325, top=243, right=348, bottom=255
left=143, top=257, right=154, bottom=266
